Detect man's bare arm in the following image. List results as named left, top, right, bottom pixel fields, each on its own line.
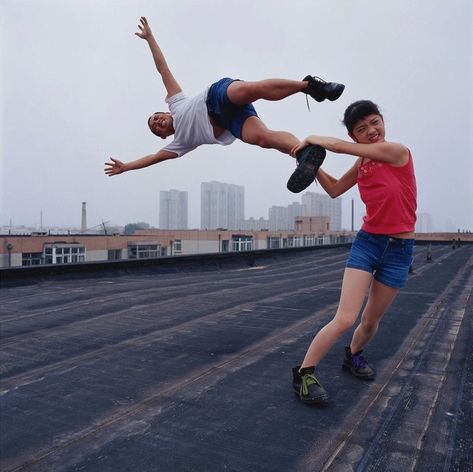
left=104, top=149, right=178, bottom=176
left=135, top=17, right=182, bottom=99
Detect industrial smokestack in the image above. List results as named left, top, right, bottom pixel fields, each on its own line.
left=81, top=202, right=87, bottom=233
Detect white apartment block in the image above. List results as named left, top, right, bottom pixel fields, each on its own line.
left=159, top=190, right=188, bottom=230
left=302, top=192, right=342, bottom=231
left=201, top=181, right=244, bottom=230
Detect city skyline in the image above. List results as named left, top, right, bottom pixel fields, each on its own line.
left=1, top=187, right=460, bottom=235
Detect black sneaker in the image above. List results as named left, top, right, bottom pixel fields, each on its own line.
left=303, top=75, right=345, bottom=102
left=342, top=346, right=375, bottom=380
left=287, top=144, right=326, bottom=193
left=292, top=366, right=329, bottom=404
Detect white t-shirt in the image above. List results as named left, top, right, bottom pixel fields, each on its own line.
left=162, top=90, right=235, bottom=157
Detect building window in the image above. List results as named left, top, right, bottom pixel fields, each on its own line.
left=221, top=240, right=229, bottom=252
left=43, top=245, right=86, bottom=264
left=108, top=249, right=122, bottom=260
left=128, top=243, right=160, bottom=259
left=288, top=236, right=302, bottom=247
left=22, top=252, right=43, bottom=266
left=173, top=240, right=182, bottom=254
left=267, top=236, right=280, bottom=249
left=304, top=235, right=315, bottom=246
left=232, top=235, right=253, bottom=252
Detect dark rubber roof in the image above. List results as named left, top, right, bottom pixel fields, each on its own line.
left=1, top=244, right=472, bottom=471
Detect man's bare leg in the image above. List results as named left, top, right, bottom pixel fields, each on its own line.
left=240, top=116, right=300, bottom=155
left=227, top=79, right=307, bottom=105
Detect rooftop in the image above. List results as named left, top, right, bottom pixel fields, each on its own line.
left=1, top=243, right=472, bottom=471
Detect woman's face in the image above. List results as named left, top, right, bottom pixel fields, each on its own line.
left=350, top=114, right=385, bottom=144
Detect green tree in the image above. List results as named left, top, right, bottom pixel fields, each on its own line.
left=124, top=222, right=151, bottom=235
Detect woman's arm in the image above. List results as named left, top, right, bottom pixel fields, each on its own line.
left=293, top=136, right=409, bottom=166
left=316, top=161, right=359, bottom=198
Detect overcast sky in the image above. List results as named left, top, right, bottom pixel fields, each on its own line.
left=1, top=0, right=472, bottom=231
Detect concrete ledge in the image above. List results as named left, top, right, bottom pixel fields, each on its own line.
left=2, top=241, right=470, bottom=287
left=0, top=244, right=350, bottom=286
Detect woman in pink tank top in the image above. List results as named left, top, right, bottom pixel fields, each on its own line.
left=289, top=100, right=417, bottom=404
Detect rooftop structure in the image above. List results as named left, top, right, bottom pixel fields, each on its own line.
left=0, top=223, right=341, bottom=268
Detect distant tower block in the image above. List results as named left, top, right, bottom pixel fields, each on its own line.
left=81, top=202, right=87, bottom=233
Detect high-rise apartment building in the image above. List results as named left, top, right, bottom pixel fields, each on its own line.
left=201, top=181, right=244, bottom=229
left=287, top=202, right=304, bottom=229
left=159, top=190, right=188, bottom=230
left=268, top=206, right=288, bottom=230
left=302, top=192, right=342, bottom=231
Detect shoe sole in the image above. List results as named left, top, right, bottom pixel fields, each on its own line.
left=341, top=363, right=375, bottom=380
left=293, top=389, right=329, bottom=404
left=287, top=145, right=326, bottom=193
left=292, top=384, right=329, bottom=404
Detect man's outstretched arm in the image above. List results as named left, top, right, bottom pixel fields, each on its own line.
left=104, top=149, right=178, bottom=176
left=135, top=16, right=182, bottom=98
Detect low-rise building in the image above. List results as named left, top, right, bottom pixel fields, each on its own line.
left=0, top=218, right=353, bottom=268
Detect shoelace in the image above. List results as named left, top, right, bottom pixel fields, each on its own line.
left=305, top=94, right=310, bottom=112
left=304, top=76, right=327, bottom=112
left=300, top=373, right=319, bottom=397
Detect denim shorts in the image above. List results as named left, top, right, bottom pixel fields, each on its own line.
left=346, top=230, right=414, bottom=289
left=206, top=77, right=258, bottom=139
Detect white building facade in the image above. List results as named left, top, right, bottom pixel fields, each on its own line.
left=302, top=192, right=342, bottom=231
left=159, top=190, right=188, bottom=230
left=201, top=181, right=244, bottom=229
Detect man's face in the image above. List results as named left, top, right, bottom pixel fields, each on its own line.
left=350, top=114, right=385, bottom=144
left=148, top=112, right=174, bottom=139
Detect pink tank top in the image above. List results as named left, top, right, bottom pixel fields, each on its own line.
left=357, top=151, right=417, bottom=234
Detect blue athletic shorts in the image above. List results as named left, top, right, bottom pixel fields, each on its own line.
left=206, top=77, right=259, bottom=140
left=346, top=230, right=414, bottom=289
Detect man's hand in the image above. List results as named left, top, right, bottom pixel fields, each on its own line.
left=135, top=16, right=153, bottom=40
left=104, top=157, right=127, bottom=176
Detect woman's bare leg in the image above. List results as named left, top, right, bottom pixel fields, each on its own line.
left=300, top=268, right=373, bottom=368
left=350, top=280, right=399, bottom=353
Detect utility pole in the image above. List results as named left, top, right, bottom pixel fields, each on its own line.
left=351, top=199, right=354, bottom=232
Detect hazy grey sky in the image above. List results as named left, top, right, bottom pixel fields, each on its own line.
left=1, top=0, right=472, bottom=231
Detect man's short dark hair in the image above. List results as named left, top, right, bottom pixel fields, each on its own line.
left=343, top=100, right=382, bottom=133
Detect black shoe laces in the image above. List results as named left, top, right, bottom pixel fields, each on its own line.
left=305, top=76, right=327, bottom=112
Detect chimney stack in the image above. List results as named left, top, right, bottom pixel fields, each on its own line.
left=81, top=202, right=87, bottom=233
